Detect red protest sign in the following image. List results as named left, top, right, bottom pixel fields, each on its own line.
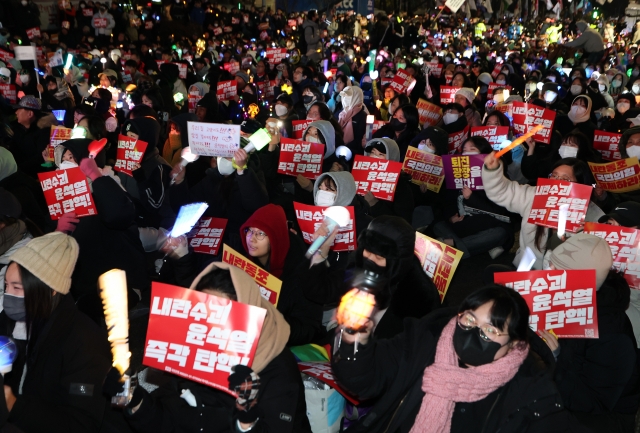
left=487, top=82, right=512, bottom=94
left=389, top=68, right=415, bottom=94
left=593, top=130, right=622, bottom=161
left=82, top=7, right=93, bottom=16
left=288, top=19, right=297, bottom=27
left=48, top=126, right=72, bottom=161
left=223, top=26, right=233, bottom=33
left=428, top=62, right=443, bottom=78
left=258, top=22, right=270, bottom=31
left=187, top=217, right=228, bottom=255
left=416, top=98, right=443, bottom=127
left=298, top=362, right=359, bottom=405
left=93, top=18, right=108, bottom=28
left=527, top=178, right=592, bottom=233
left=414, top=233, right=463, bottom=301
left=491, top=62, right=503, bottom=79
left=223, top=61, right=240, bottom=75
left=173, top=62, right=188, bottom=79
left=589, top=158, right=640, bottom=193
left=188, top=92, right=202, bottom=113
left=114, top=134, right=148, bottom=177
left=371, top=120, right=386, bottom=135
left=447, top=125, right=470, bottom=154
left=222, top=245, right=282, bottom=306
left=38, top=167, right=97, bottom=220
left=0, top=49, right=13, bottom=63
left=510, top=102, right=556, bottom=145
left=265, top=48, right=287, bottom=66
left=291, top=120, right=313, bottom=139
left=232, top=17, right=240, bottom=25
left=0, top=84, right=16, bottom=104
left=470, top=126, right=510, bottom=151
left=494, top=270, right=598, bottom=338
left=26, top=27, right=40, bottom=40
left=213, top=27, right=223, bottom=36
left=216, top=80, right=237, bottom=101
left=144, top=282, right=266, bottom=396
left=277, top=138, right=324, bottom=179
left=352, top=155, right=402, bottom=201
left=293, top=202, right=357, bottom=252
left=256, top=80, right=276, bottom=99
left=440, top=85, right=460, bottom=105
left=402, top=146, right=444, bottom=193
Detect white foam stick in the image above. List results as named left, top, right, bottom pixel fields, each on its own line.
left=557, top=204, right=569, bottom=238
left=516, top=247, right=537, bottom=272
left=170, top=202, right=209, bottom=238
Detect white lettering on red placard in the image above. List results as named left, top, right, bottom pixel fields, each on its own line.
left=351, top=155, right=403, bottom=201
left=277, top=138, right=324, bottom=179
left=440, top=86, right=461, bottom=105
left=114, top=134, right=148, bottom=177
left=291, top=120, right=313, bottom=139
left=527, top=178, right=592, bottom=233
left=510, top=102, right=556, bottom=145
left=593, top=130, right=622, bottom=161
left=293, top=202, right=356, bottom=252
left=470, top=126, right=510, bottom=151
left=38, top=167, right=97, bottom=220
left=447, top=126, right=469, bottom=154
left=216, top=80, right=237, bottom=102
left=187, top=217, right=228, bottom=256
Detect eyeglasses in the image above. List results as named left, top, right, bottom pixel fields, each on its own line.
left=548, top=173, right=574, bottom=182
left=244, top=228, right=267, bottom=241
left=457, top=312, right=508, bottom=342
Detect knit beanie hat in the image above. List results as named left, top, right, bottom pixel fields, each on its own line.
left=549, top=233, right=613, bottom=290
left=235, top=71, right=250, bottom=84
left=10, top=232, right=79, bottom=295
left=455, top=87, right=476, bottom=105
left=478, top=72, right=493, bottom=85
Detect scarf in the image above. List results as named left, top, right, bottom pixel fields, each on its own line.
left=339, top=104, right=363, bottom=144
left=0, top=220, right=27, bottom=257
left=409, top=317, right=529, bottom=433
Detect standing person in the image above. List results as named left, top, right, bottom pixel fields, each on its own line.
left=91, top=4, right=115, bottom=46
left=303, top=10, right=321, bottom=63
left=563, top=21, right=605, bottom=65
left=14, top=0, right=40, bottom=41
left=338, top=86, right=367, bottom=156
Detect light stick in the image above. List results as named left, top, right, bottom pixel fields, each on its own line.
left=495, top=124, right=544, bottom=158
left=557, top=204, right=569, bottom=238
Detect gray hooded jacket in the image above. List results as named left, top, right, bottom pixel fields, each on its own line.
left=313, top=171, right=357, bottom=206
left=303, top=120, right=336, bottom=159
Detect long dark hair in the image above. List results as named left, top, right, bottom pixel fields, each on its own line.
left=310, top=102, right=344, bottom=138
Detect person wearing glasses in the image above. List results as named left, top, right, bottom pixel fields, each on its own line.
left=331, top=285, right=581, bottom=432
left=482, top=153, right=605, bottom=270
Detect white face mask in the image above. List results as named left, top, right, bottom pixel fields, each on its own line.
left=216, top=157, right=235, bottom=175
left=274, top=104, right=288, bottom=116
left=617, top=102, right=630, bottom=114
left=59, top=160, right=78, bottom=169
left=305, top=135, right=320, bottom=143
left=612, top=79, right=622, bottom=88
left=570, top=105, right=587, bottom=118
left=558, top=145, right=578, bottom=159
left=544, top=91, right=557, bottom=103
left=315, top=189, right=336, bottom=206
left=496, top=80, right=506, bottom=85
left=418, top=142, right=435, bottom=153
left=633, top=84, right=640, bottom=95
left=570, top=85, right=582, bottom=96
left=598, top=84, right=606, bottom=92
left=462, top=151, right=480, bottom=155
left=443, top=113, right=459, bottom=125
left=627, top=145, right=640, bottom=159
left=19, top=74, right=29, bottom=84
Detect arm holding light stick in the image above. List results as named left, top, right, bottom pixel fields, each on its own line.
left=170, top=147, right=199, bottom=185
left=494, top=124, right=544, bottom=159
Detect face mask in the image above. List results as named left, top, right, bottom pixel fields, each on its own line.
left=275, top=104, right=288, bottom=116
left=418, top=142, right=435, bottom=153
left=634, top=85, right=640, bottom=95
left=397, top=63, right=406, bottom=70
left=453, top=324, right=505, bottom=367
left=390, top=118, right=406, bottom=131
left=315, top=190, right=336, bottom=206
left=496, top=80, right=506, bottom=85
left=59, top=160, right=78, bottom=169
left=558, top=145, right=578, bottom=159
left=443, top=113, right=459, bottom=125
left=627, top=145, right=640, bottom=159
left=363, top=257, right=386, bottom=276
left=546, top=76, right=556, bottom=82
left=462, top=151, right=480, bottom=155
left=303, top=95, right=314, bottom=104
left=80, top=3, right=85, bottom=7
left=612, top=79, right=622, bottom=88
left=544, top=91, right=557, bottom=103
left=598, top=84, right=606, bottom=92
left=3, top=294, right=26, bottom=321
left=19, top=74, right=29, bottom=84
left=570, top=85, right=582, bottom=95
left=216, top=157, right=235, bottom=175
left=570, top=105, right=586, bottom=118
left=617, top=102, right=630, bottom=114
left=305, top=135, right=320, bottom=143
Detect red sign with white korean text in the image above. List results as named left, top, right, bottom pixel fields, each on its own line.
left=293, top=202, right=357, bottom=252
left=414, top=232, right=463, bottom=301
left=447, top=125, right=470, bottom=154
left=428, top=61, right=443, bottom=78
left=416, top=98, right=443, bottom=127
left=188, top=92, right=202, bottom=114
left=487, top=82, right=512, bottom=94
left=213, top=27, right=223, bottom=36
left=593, top=130, right=622, bottom=161
left=441, top=154, right=485, bottom=190
left=265, top=48, right=287, bottom=66
left=26, top=27, right=40, bottom=40
left=589, top=158, right=640, bottom=193
left=352, top=155, right=402, bottom=202
left=298, top=362, right=359, bottom=405
left=526, top=178, right=592, bottom=233
left=402, top=146, right=444, bottom=193
left=491, top=62, right=503, bottom=79
left=48, top=126, right=72, bottom=161
left=187, top=217, right=228, bottom=256
left=470, top=126, right=510, bottom=151
left=0, top=84, right=16, bottom=104
left=221, top=244, right=282, bottom=307
left=494, top=270, right=599, bottom=338
left=439, top=85, right=460, bottom=105
left=0, top=49, right=13, bottom=63
left=510, top=102, right=556, bottom=145
left=371, top=120, right=386, bottom=134
left=143, top=282, right=266, bottom=396
left=584, top=222, right=640, bottom=290
left=288, top=19, right=297, bottom=27
left=173, top=62, right=188, bottom=79
left=216, top=80, right=237, bottom=102
left=82, top=8, right=93, bottom=16
left=277, top=138, right=324, bottom=179
left=114, top=134, right=148, bottom=177
left=93, top=18, right=108, bottom=28
left=38, top=167, right=97, bottom=220
left=390, top=68, right=415, bottom=94
left=291, top=120, right=313, bottom=139
left=256, top=80, right=276, bottom=99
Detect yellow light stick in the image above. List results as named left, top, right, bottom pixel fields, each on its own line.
left=495, top=124, right=544, bottom=159
left=98, top=269, right=131, bottom=376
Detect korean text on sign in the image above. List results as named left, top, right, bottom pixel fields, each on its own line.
left=114, top=135, right=148, bottom=177
left=187, top=122, right=241, bottom=158
left=265, top=48, right=287, bottom=66
left=439, top=86, right=460, bottom=105
left=527, top=178, right=592, bottom=233
left=277, top=138, right=324, bottom=179
left=416, top=98, right=443, bottom=127
left=510, top=102, right=556, bottom=145
left=441, top=154, right=485, bottom=190
left=402, top=146, right=444, bottom=193
left=494, top=270, right=598, bottom=338
left=470, top=126, right=510, bottom=151
left=143, top=282, right=266, bottom=396
left=48, top=125, right=73, bottom=161
left=38, top=167, right=97, bottom=220
left=216, top=80, right=238, bottom=102
left=414, top=232, right=463, bottom=301
left=291, top=120, right=313, bottom=139
left=447, top=126, right=469, bottom=154
left=390, top=68, right=415, bottom=94
left=293, top=202, right=357, bottom=252
left=351, top=155, right=402, bottom=201
left=188, top=92, right=203, bottom=114
left=0, top=84, right=16, bottom=104
left=222, top=244, right=282, bottom=307
left=589, top=158, right=640, bottom=193
left=187, top=217, right=228, bottom=256
left=584, top=222, right=640, bottom=291
left=593, top=130, right=622, bottom=161
left=256, top=80, right=276, bottom=99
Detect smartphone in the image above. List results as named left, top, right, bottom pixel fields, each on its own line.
left=277, top=70, right=283, bottom=80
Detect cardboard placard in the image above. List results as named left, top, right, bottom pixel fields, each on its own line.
left=265, top=48, right=287, bottom=66
left=447, top=126, right=470, bottom=154
left=82, top=7, right=93, bottom=16
left=293, top=202, right=357, bottom=252
left=441, top=154, right=485, bottom=190
left=510, top=102, right=556, bottom=145
left=470, top=126, right=510, bottom=151
left=414, top=232, right=463, bottom=301
left=187, top=122, right=240, bottom=158
left=439, top=85, right=461, bottom=105
left=93, top=17, right=108, bottom=28
left=216, top=80, right=237, bottom=102
left=389, top=68, right=414, bottom=94
left=351, top=155, right=402, bottom=201
left=416, top=98, right=443, bottom=127
left=187, top=217, right=228, bottom=255
left=445, top=0, right=466, bottom=13
left=277, top=138, right=324, bottom=179
left=114, top=134, right=148, bottom=177
left=589, top=158, right=640, bottom=193
left=173, top=62, right=188, bottom=79
left=494, top=270, right=599, bottom=338
left=143, top=282, right=266, bottom=396
left=222, top=244, right=282, bottom=307
left=428, top=62, right=443, bottom=78
left=487, top=82, right=512, bottom=94
left=402, top=146, right=444, bottom=193
left=593, top=130, right=622, bottom=161
left=291, top=120, right=313, bottom=139
left=0, top=49, right=14, bottom=63
left=0, top=84, right=16, bottom=104
left=188, top=92, right=203, bottom=114
left=48, top=125, right=73, bottom=161
left=256, top=80, right=276, bottom=99
left=26, top=27, right=40, bottom=40
left=38, top=167, right=97, bottom=220
left=526, top=178, right=592, bottom=233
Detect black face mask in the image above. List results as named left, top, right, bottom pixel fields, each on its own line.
left=453, top=324, right=506, bottom=367
left=390, top=118, right=407, bottom=132
left=363, top=257, right=387, bottom=276
left=303, top=95, right=314, bottom=104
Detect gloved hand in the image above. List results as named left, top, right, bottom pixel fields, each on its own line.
left=227, top=365, right=260, bottom=424
left=56, top=212, right=79, bottom=233
left=79, top=157, right=102, bottom=181
left=102, top=366, right=125, bottom=397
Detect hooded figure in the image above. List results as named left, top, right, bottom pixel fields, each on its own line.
left=163, top=113, right=198, bottom=167
left=302, top=120, right=337, bottom=173
left=313, top=172, right=357, bottom=207
left=338, top=86, right=368, bottom=155
left=565, top=21, right=605, bottom=63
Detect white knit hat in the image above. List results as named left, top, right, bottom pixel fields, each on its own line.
left=455, top=87, right=476, bottom=105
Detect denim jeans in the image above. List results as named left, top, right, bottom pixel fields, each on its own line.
left=433, top=222, right=508, bottom=258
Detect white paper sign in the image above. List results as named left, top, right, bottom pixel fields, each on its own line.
left=14, top=46, right=36, bottom=61
left=445, top=0, right=466, bottom=12
left=187, top=122, right=241, bottom=157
